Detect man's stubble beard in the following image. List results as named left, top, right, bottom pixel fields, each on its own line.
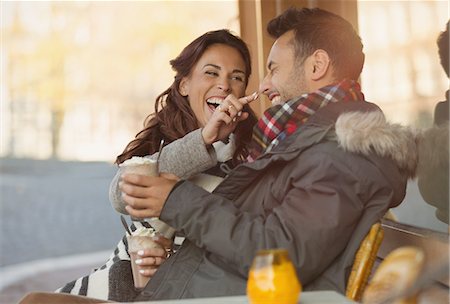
left=284, top=62, right=308, bottom=102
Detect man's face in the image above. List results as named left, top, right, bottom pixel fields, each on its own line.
left=259, top=31, right=310, bottom=105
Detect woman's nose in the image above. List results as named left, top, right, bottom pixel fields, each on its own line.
left=217, top=78, right=231, bottom=93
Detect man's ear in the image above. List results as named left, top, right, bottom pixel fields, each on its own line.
left=179, top=78, right=189, bottom=97
left=310, top=49, right=331, bottom=81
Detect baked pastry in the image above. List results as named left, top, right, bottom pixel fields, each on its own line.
left=362, top=246, right=425, bottom=304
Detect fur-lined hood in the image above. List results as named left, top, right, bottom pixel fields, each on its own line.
left=335, top=110, right=419, bottom=178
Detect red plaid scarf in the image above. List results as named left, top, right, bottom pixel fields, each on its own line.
left=247, top=79, right=364, bottom=161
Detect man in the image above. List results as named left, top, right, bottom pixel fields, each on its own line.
left=124, top=7, right=417, bottom=300
left=19, top=7, right=418, bottom=303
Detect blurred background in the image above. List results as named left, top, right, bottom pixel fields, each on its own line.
left=1, top=1, right=448, bottom=161
left=0, top=0, right=448, bottom=302
left=1, top=1, right=241, bottom=160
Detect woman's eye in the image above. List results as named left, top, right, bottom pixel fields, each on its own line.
left=205, top=71, right=218, bottom=77
left=231, top=75, right=244, bottom=82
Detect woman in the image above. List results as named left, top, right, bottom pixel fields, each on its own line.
left=57, top=29, right=258, bottom=302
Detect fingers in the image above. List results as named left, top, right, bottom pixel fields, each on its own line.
left=160, top=172, right=180, bottom=181
left=217, top=102, right=238, bottom=117
left=216, top=96, right=245, bottom=123
left=135, top=256, right=166, bottom=266
left=234, top=92, right=259, bottom=121
left=125, top=205, right=158, bottom=218
left=120, top=175, right=177, bottom=208
left=138, top=267, right=158, bottom=277
left=121, top=173, right=153, bottom=186
left=216, top=91, right=259, bottom=121
left=214, top=108, right=235, bottom=125
left=120, top=182, right=161, bottom=217
left=239, top=91, right=260, bottom=105
left=237, top=112, right=249, bottom=122
left=134, top=246, right=171, bottom=277
left=120, top=182, right=150, bottom=199
left=202, top=92, right=257, bottom=145
left=249, top=91, right=260, bottom=102
left=121, top=175, right=177, bottom=219
left=152, top=235, right=173, bottom=249
left=136, top=247, right=167, bottom=263
left=122, top=193, right=152, bottom=209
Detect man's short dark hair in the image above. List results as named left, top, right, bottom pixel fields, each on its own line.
left=437, top=21, right=449, bottom=77
left=267, top=7, right=365, bottom=80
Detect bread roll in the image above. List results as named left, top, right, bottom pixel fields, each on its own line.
left=362, top=246, right=425, bottom=304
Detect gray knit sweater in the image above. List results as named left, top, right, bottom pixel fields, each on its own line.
left=109, top=129, right=235, bottom=214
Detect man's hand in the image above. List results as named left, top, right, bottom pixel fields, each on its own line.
left=120, top=173, right=180, bottom=218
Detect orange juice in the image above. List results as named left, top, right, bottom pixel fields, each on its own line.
left=247, top=249, right=302, bottom=304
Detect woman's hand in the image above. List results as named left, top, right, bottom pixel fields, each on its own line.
left=134, top=235, right=173, bottom=277
left=202, top=91, right=259, bottom=145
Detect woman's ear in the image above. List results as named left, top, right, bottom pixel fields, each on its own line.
left=179, top=77, right=189, bottom=97
left=310, top=49, right=331, bottom=81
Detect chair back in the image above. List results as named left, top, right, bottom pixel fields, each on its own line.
left=346, top=222, right=384, bottom=301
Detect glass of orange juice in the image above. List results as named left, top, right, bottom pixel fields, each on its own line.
left=247, top=248, right=302, bottom=304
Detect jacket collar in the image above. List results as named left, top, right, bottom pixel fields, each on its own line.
left=260, top=102, right=379, bottom=160
left=269, top=101, right=418, bottom=178
left=216, top=101, right=417, bottom=205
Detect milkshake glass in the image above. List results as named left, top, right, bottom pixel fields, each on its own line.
left=120, top=156, right=176, bottom=238
left=127, top=227, right=162, bottom=289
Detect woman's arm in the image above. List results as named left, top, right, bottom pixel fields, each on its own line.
left=109, top=128, right=218, bottom=214
left=111, top=92, right=253, bottom=214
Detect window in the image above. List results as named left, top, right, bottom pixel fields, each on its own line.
left=358, top=0, right=449, bottom=233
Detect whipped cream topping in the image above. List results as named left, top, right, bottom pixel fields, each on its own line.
left=132, top=226, right=157, bottom=237
left=120, top=156, right=155, bottom=167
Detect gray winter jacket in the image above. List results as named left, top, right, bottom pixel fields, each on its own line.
left=135, top=101, right=418, bottom=301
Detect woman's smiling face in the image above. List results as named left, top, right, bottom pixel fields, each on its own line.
left=179, top=43, right=247, bottom=127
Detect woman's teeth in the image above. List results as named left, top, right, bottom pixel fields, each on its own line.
left=206, top=97, right=223, bottom=109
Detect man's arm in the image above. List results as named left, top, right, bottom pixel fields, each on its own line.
left=159, top=152, right=372, bottom=285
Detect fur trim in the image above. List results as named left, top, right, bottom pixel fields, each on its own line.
left=335, top=110, right=418, bottom=177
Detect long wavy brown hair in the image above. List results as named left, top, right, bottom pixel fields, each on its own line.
left=116, top=29, right=257, bottom=165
